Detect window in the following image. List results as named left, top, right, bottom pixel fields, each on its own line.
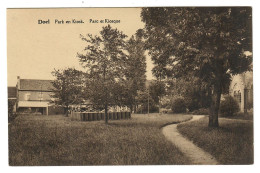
left=234, top=90, right=241, bottom=103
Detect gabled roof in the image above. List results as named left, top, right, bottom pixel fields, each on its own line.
left=20, top=79, right=55, bottom=91
left=8, top=87, right=17, bottom=98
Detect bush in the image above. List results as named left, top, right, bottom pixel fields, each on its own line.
left=220, top=96, right=240, bottom=117
left=136, top=105, right=159, bottom=114
left=161, top=97, right=171, bottom=109
left=171, top=97, right=186, bottom=113
left=192, top=108, right=209, bottom=115
left=184, top=97, right=199, bottom=112
left=159, top=108, right=172, bottom=114
left=247, top=100, right=253, bottom=109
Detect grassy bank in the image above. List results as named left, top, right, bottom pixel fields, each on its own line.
left=9, top=113, right=192, bottom=166
left=177, top=117, right=253, bottom=164
left=219, top=112, right=253, bottom=121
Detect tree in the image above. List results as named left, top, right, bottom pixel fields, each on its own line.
left=51, top=68, right=85, bottom=116
left=8, top=99, right=17, bottom=122
left=166, top=78, right=211, bottom=111
left=135, top=89, right=158, bottom=114
left=149, top=80, right=166, bottom=112
left=77, top=25, right=127, bottom=124
left=141, top=7, right=252, bottom=127
left=122, top=31, right=147, bottom=112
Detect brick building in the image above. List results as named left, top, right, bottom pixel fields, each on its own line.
left=14, top=76, right=63, bottom=115
left=229, top=71, right=253, bottom=112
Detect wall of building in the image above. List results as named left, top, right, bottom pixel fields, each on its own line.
left=229, top=71, right=253, bottom=112
left=15, top=77, right=64, bottom=115
left=18, top=91, right=53, bottom=101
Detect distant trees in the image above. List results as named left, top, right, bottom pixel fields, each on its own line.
left=135, top=89, right=158, bottom=114
left=141, top=7, right=252, bottom=127
left=122, top=32, right=147, bottom=112
left=166, top=78, right=211, bottom=112
left=51, top=68, right=85, bottom=116
left=148, top=80, right=166, bottom=112
left=8, top=99, right=17, bottom=122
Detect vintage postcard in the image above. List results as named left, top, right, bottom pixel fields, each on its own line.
left=7, top=7, right=253, bottom=166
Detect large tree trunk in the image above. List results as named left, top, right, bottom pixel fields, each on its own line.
left=208, top=84, right=222, bottom=127
left=130, top=104, right=133, bottom=113
left=158, top=96, right=160, bottom=113
left=103, top=66, right=108, bottom=124
left=65, top=105, right=69, bottom=117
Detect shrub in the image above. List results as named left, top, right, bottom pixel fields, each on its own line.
left=220, top=96, right=240, bottom=117
left=161, top=98, right=171, bottom=109
left=235, top=111, right=253, bottom=117
left=159, top=108, right=172, bottom=114
left=171, top=97, right=186, bottom=113
left=247, top=100, right=253, bottom=109
left=136, top=103, right=159, bottom=114
left=192, top=108, right=209, bottom=115
left=184, top=97, right=199, bottom=112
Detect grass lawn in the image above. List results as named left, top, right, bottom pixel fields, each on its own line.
left=219, top=112, right=253, bottom=121
left=177, top=116, right=253, bottom=165
left=9, top=113, right=192, bottom=166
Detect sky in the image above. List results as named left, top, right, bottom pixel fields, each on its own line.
left=7, top=8, right=154, bottom=86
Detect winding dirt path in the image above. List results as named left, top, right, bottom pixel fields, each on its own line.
left=162, top=115, right=219, bottom=165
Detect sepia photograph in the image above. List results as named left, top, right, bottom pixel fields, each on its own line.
left=6, top=6, right=253, bottom=166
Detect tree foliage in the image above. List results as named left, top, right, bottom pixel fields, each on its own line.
left=220, top=95, right=240, bottom=117
left=122, top=32, right=147, bottom=111
left=135, top=90, right=158, bottom=114
left=166, top=78, right=211, bottom=111
left=77, top=25, right=128, bottom=123
left=141, top=7, right=252, bottom=127
left=149, top=80, right=166, bottom=104
left=8, top=99, right=17, bottom=122
left=171, top=97, right=186, bottom=113
left=51, top=68, right=85, bottom=116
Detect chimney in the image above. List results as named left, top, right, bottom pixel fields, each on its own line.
left=17, top=76, right=20, bottom=90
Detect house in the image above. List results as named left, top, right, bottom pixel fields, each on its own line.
left=229, top=71, right=253, bottom=112
left=16, top=76, right=63, bottom=115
